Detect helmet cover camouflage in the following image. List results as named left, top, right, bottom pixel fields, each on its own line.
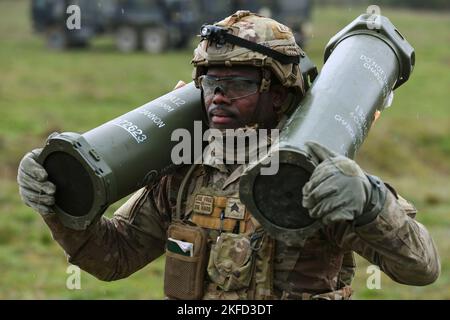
left=192, top=11, right=305, bottom=99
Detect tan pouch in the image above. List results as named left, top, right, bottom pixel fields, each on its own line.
left=207, top=232, right=255, bottom=291
left=164, top=222, right=208, bottom=299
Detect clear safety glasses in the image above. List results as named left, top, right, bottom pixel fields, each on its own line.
left=198, top=75, right=260, bottom=101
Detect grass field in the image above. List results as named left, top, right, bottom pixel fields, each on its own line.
left=0, top=0, right=449, bottom=299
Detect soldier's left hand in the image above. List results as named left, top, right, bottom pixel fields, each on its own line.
left=302, top=142, right=385, bottom=225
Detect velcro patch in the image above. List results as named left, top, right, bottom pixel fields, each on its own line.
left=193, top=194, right=214, bottom=215
left=277, top=24, right=290, bottom=33
left=225, top=197, right=246, bottom=220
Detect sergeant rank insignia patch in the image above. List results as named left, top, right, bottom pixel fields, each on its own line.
left=225, top=197, right=246, bottom=220
left=193, top=194, right=214, bottom=215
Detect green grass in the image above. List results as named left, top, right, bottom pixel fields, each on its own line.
left=0, top=0, right=449, bottom=299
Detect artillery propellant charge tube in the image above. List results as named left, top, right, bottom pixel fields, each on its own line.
left=38, top=82, right=203, bottom=230
left=239, top=14, right=415, bottom=246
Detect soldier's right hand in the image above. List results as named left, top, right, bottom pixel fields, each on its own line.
left=17, top=148, right=56, bottom=215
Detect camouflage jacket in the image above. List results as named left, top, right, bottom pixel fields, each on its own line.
left=41, top=161, right=440, bottom=299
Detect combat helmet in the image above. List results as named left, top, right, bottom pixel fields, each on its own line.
left=192, top=10, right=306, bottom=115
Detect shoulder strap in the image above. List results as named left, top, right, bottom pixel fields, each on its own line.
left=175, top=164, right=200, bottom=221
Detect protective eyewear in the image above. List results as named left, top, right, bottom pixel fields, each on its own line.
left=199, top=75, right=260, bottom=101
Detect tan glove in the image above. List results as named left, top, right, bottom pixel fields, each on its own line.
left=302, top=141, right=387, bottom=226
left=17, top=148, right=56, bottom=215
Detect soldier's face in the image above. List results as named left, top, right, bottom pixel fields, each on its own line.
left=203, top=67, right=281, bottom=129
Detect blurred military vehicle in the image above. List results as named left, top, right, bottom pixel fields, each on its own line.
left=264, top=0, right=313, bottom=47
left=31, top=0, right=109, bottom=49
left=112, top=0, right=197, bottom=52
left=31, top=0, right=312, bottom=52
left=31, top=0, right=197, bottom=52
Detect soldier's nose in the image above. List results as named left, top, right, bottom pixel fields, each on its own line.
left=212, top=88, right=231, bottom=105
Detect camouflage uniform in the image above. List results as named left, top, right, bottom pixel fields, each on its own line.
left=41, top=157, right=440, bottom=299
left=39, top=11, right=439, bottom=299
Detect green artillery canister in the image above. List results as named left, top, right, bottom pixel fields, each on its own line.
left=239, top=14, right=415, bottom=246
left=38, top=82, right=203, bottom=230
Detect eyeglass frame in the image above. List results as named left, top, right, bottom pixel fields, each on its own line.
left=198, top=75, right=263, bottom=101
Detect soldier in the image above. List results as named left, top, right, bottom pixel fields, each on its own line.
left=17, top=11, right=439, bottom=299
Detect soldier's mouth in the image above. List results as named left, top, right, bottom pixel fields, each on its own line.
left=210, top=108, right=236, bottom=125
left=211, top=114, right=234, bottom=124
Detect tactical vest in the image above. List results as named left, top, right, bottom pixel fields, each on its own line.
left=163, top=164, right=354, bottom=300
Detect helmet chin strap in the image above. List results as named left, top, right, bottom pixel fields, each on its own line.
left=247, top=92, right=265, bottom=129
left=246, top=68, right=272, bottom=129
